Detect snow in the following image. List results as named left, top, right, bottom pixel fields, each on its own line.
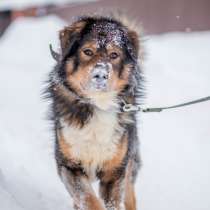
left=0, top=16, right=210, bottom=210
left=138, top=32, right=210, bottom=210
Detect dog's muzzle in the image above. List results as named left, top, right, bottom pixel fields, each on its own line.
left=90, top=63, right=110, bottom=90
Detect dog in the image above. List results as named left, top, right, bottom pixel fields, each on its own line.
left=46, top=15, right=143, bottom=210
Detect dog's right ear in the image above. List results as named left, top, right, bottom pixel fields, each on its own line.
left=59, top=20, right=86, bottom=58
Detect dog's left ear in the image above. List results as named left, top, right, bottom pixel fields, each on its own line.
left=59, top=20, right=86, bottom=58
left=127, top=30, right=139, bottom=60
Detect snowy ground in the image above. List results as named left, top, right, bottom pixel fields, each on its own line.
left=0, top=16, right=210, bottom=210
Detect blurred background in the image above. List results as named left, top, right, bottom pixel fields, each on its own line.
left=1, top=0, right=210, bottom=36
left=0, top=1, right=210, bottom=210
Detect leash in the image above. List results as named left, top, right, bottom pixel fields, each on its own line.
left=49, top=45, right=210, bottom=113
left=122, top=96, right=210, bottom=113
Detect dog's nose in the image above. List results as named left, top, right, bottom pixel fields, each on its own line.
left=91, top=63, right=109, bottom=83
left=92, top=71, right=108, bottom=82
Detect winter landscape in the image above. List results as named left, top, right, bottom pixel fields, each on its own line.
left=0, top=15, right=210, bottom=210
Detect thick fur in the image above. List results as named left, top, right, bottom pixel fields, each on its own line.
left=45, top=15, right=143, bottom=210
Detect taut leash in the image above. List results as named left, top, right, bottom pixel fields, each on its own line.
left=122, top=96, right=210, bottom=113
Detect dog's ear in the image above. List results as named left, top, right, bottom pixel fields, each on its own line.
left=128, top=30, right=139, bottom=55
left=59, top=20, right=86, bottom=57
left=126, top=30, right=139, bottom=61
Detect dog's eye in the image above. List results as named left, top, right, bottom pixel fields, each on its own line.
left=109, top=52, right=119, bottom=60
left=83, top=49, right=94, bottom=56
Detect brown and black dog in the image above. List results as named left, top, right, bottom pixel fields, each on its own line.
left=46, top=15, right=143, bottom=210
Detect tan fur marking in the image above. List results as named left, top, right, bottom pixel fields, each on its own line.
left=66, top=60, right=74, bottom=75
left=124, top=160, right=136, bottom=210
left=84, top=194, right=105, bottom=210
left=99, top=134, right=128, bottom=184
left=103, top=134, right=128, bottom=172
left=67, top=64, right=91, bottom=94
left=124, top=182, right=136, bottom=210
left=58, top=131, right=73, bottom=161
left=108, top=64, right=131, bottom=92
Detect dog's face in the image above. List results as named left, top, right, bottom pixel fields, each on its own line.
left=59, top=17, right=139, bottom=109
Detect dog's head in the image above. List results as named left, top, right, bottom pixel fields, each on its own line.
left=55, top=16, right=141, bottom=110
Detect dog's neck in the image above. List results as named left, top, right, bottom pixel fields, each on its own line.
left=52, top=82, right=135, bottom=128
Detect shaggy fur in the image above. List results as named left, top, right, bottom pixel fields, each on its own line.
left=45, top=15, right=143, bottom=210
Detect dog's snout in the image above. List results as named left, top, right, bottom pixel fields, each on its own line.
left=91, top=63, right=109, bottom=82
left=92, top=71, right=108, bottom=81
left=95, top=62, right=109, bottom=70
left=91, top=63, right=110, bottom=90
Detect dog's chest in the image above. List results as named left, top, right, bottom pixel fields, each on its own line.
left=61, top=109, right=123, bottom=179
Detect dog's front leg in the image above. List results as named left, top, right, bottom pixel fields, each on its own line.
left=99, top=176, right=125, bottom=210
left=61, top=166, right=105, bottom=210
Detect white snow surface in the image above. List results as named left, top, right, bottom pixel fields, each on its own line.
left=0, top=16, right=210, bottom=210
